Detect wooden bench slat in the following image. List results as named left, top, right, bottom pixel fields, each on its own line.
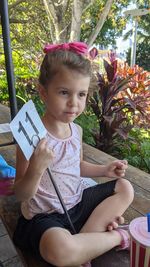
left=0, top=219, right=7, bottom=237
left=124, top=206, right=142, bottom=223
left=1, top=256, right=25, bottom=267
left=131, top=184, right=150, bottom=215
left=0, top=217, right=24, bottom=266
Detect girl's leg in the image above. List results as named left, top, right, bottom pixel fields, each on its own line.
left=39, top=227, right=122, bottom=267
left=80, top=178, right=134, bottom=233
left=39, top=179, right=134, bottom=266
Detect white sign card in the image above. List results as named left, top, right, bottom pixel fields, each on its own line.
left=10, top=100, right=47, bottom=160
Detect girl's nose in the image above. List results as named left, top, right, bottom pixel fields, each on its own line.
left=68, top=96, right=78, bottom=106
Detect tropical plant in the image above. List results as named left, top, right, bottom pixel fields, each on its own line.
left=88, top=48, right=150, bottom=153
left=117, top=63, right=150, bottom=129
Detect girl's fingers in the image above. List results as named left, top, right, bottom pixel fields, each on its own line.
left=115, top=169, right=126, bottom=177
left=121, top=159, right=128, bottom=165
left=116, top=163, right=128, bottom=171
left=38, top=138, right=48, bottom=147
left=36, top=139, right=52, bottom=153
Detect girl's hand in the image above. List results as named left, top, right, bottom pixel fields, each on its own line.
left=105, top=160, right=128, bottom=178
left=30, top=138, right=54, bottom=172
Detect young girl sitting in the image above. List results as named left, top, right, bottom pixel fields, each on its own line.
left=13, top=42, right=134, bottom=267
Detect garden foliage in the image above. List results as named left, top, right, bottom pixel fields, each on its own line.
left=0, top=46, right=150, bottom=173
left=0, top=51, right=44, bottom=115
left=118, top=129, right=150, bottom=173
left=88, top=48, right=150, bottom=154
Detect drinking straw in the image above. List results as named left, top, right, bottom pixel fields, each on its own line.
left=147, top=213, right=150, bottom=232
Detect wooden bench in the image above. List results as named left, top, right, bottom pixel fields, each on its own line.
left=0, top=104, right=150, bottom=266
left=0, top=216, right=25, bottom=267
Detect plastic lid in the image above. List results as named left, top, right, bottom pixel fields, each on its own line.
left=129, top=217, right=150, bottom=247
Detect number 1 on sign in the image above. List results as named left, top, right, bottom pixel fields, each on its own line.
left=18, top=112, right=39, bottom=147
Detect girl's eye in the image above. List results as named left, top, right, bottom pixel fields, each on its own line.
left=60, top=90, right=68, bottom=95
left=79, top=92, right=87, bottom=97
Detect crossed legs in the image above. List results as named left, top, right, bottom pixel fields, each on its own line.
left=39, top=179, right=134, bottom=267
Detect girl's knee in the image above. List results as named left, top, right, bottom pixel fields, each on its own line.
left=115, top=179, right=134, bottom=203
left=40, top=230, right=80, bottom=266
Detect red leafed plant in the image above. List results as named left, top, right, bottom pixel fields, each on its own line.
left=88, top=48, right=150, bottom=153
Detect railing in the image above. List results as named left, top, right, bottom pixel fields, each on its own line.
left=0, top=0, right=18, bottom=147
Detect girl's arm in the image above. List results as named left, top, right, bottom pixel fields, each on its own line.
left=77, top=125, right=127, bottom=179
left=80, top=153, right=128, bottom=179
left=14, top=139, right=54, bottom=201
left=80, top=160, right=108, bottom=177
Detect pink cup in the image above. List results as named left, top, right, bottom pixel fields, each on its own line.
left=129, top=217, right=150, bottom=267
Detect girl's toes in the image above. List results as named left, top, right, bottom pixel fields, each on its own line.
left=107, top=224, right=113, bottom=231
left=112, top=221, right=118, bottom=229
left=107, top=221, right=118, bottom=231
left=117, top=216, right=125, bottom=225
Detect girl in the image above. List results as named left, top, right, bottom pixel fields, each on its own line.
left=13, top=42, right=134, bottom=267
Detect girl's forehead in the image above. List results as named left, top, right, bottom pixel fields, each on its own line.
left=48, top=67, right=90, bottom=90
left=55, top=66, right=90, bottom=80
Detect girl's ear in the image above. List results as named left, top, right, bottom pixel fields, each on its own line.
left=38, top=84, right=47, bottom=103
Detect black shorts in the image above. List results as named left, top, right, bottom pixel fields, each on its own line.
left=13, top=180, right=117, bottom=260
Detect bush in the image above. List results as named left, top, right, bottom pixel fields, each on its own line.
left=75, top=108, right=98, bottom=146
left=88, top=48, right=150, bottom=154
left=117, top=129, right=150, bottom=173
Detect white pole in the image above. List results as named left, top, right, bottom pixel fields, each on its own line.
left=131, top=18, right=138, bottom=67
left=123, top=8, right=150, bottom=67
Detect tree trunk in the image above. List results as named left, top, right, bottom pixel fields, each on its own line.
left=69, top=0, right=84, bottom=41
left=42, top=0, right=62, bottom=43
left=87, top=0, right=114, bottom=47
left=42, top=0, right=56, bottom=43
left=42, top=0, right=114, bottom=45
left=42, top=0, right=72, bottom=43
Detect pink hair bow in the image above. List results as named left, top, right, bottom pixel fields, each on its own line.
left=44, top=42, right=88, bottom=55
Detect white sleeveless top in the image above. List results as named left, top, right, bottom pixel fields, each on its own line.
left=21, top=123, right=89, bottom=219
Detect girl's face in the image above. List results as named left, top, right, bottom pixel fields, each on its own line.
left=40, top=67, right=90, bottom=124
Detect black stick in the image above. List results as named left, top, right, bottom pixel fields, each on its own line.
left=47, top=167, right=76, bottom=234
